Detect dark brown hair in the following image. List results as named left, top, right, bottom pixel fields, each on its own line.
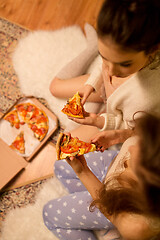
left=135, top=114, right=160, bottom=217
left=90, top=173, right=146, bottom=218
left=97, top=0, right=160, bottom=54
left=90, top=114, right=160, bottom=218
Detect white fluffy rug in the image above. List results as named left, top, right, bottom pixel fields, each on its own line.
left=12, top=25, right=103, bottom=131
left=0, top=178, right=67, bottom=240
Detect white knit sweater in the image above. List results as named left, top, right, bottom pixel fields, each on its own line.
left=106, top=136, right=137, bottom=179
left=85, top=59, right=160, bottom=130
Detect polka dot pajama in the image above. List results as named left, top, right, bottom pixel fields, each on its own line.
left=43, top=150, right=118, bottom=240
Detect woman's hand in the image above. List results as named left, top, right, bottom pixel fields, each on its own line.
left=91, top=129, right=134, bottom=150
left=68, top=111, right=98, bottom=126
left=68, top=111, right=105, bottom=129
left=78, top=84, right=95, bottom=105
left=91, top=130, right=121, bottom=151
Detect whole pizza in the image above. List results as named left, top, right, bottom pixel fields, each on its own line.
left=3, top=102, right=49, bottom=154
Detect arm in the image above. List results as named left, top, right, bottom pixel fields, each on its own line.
left=50, top=74, right=90, bottom=99
left=50, top=54, right=103, bottom=102
left=77, top=167, right=103, bottom=200
left=50, top=74, right=103, bottom=103
left=66, top=155, right=103, bottom=200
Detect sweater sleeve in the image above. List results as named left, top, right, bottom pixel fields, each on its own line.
left=99, top=113, right=131, bottom=131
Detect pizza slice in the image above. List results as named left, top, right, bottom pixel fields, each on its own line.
left=27, top=109, right=49, bottom=141
left=4, top=109, right=21, bottom=129
left=15, top=103, right=38, bottom=123
left=61, top=92, right=84, bottom=118
left=27, top=120, right=49, bottom=141
left=10, top=131, right=25, bottom=154
left=56, top=132, right=96, bottom=160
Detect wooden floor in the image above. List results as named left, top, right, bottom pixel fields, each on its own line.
left=0, top=0, right=104, bottom=31
left=0, top=0, right=104, bottom=190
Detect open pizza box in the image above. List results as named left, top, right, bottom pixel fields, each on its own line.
left=0, top=96, right=58, bottom=191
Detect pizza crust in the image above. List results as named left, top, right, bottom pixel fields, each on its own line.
left=56, top=132, right=64, bottom=160
left=4, top=109, right=20, bottom=129
left=61, top=111, right=83, bottom=118
left=38, top=109, right=49, bottom=141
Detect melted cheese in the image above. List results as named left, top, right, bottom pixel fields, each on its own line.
left=69, top=92, right=81, bottom=106
left=60, top=144, right=96, bottom=159
left=90, top=144, right=96, bottom=152
left=60, top=151, right=79, bottom=159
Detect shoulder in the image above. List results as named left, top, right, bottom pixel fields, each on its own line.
left=111, top=213, right=158, bottom=240
left=139, top=66, right=160, bottom=85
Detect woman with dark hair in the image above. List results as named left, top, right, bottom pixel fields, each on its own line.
left=43, top=114, right=160, bottom=240
left=49, top=0, right=160, bottom=149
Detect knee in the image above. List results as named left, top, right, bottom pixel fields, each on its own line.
left=43, top=203, right=52, bottom=230
left=49, top=77, right=61, bottom=98
left=54, top=160, right=64, bottom=177
left=43, top=203, right=48, bottom=223
left=43, top=201, right=56, bottom=231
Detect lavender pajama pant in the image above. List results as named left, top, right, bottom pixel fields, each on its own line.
left=43, top=150, right=118, bottom=240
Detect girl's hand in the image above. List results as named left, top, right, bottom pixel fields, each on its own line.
left=79, top=84, right=94, bottom=105
left=66, top=155, right=88, bottom=175
left=68, top=111, right=98, bottom=126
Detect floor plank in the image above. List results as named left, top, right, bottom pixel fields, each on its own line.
left=0, top=0, right=104, bottom=30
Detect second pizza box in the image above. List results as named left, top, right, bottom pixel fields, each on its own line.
left=0, top=96, right=58, bottom=190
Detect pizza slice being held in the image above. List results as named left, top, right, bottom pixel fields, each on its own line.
left=4, top=109, right=21, bottom=129
left=56, top=132, right=96, bottom=160
left=10, top=131, right=25, bottom=154
left=61, top=92, right=84, bottom=118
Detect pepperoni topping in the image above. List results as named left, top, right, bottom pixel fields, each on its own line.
left=61, top=145, right=79, bottom=153
left=12, top=140, right=21, bottom=150
left=61, top=135, right=92, bottom=154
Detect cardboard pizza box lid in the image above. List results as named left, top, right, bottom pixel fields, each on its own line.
left=0, top=138, right=27, bottom=190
